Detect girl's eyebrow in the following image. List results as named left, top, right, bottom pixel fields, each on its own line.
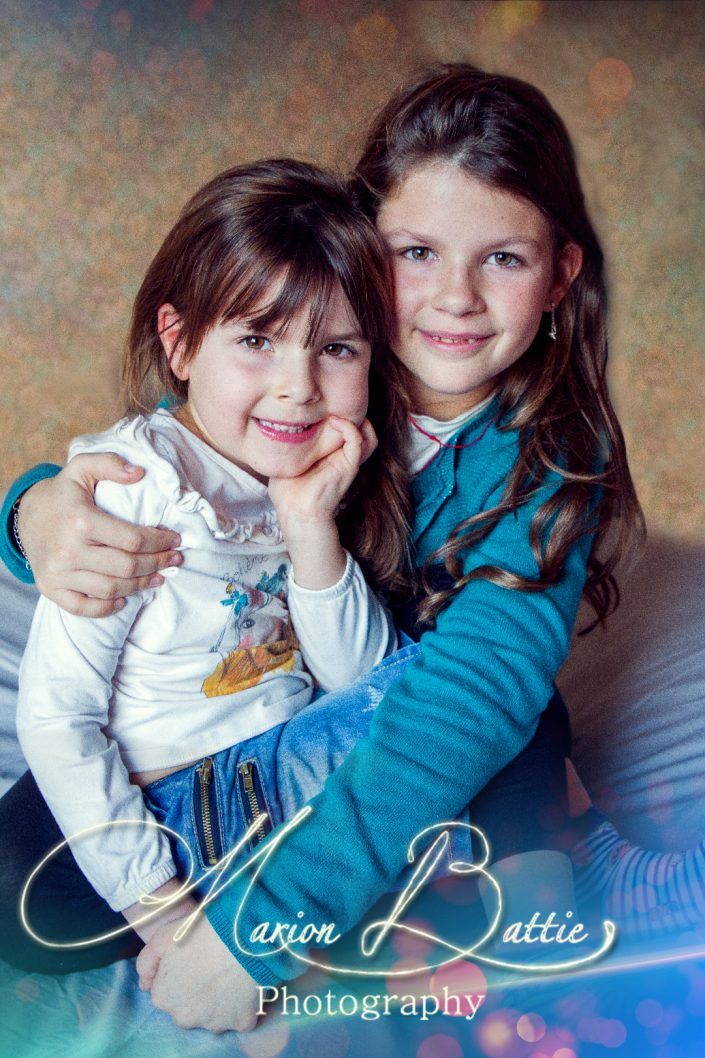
left=320, top=330, right=366, bottom=343
left=381, top=227, right=542, bottom=250
left=380, top=227, right=432, bottom=242
left=484, top=235, right=543, bottom=249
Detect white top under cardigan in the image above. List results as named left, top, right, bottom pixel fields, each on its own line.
left=16, top=411, right=395, bottom=911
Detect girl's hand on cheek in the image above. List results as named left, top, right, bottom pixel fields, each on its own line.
left=268, top=416, right=377, bottom=591
left=268, top=416, right=377, bottom=534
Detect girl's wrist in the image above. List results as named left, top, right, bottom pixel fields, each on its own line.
left=290, top=552, right=347, bottom=590
left=122, top=878, right=198, bottom=942
left=0, top=464, right=61, bottom=584
left=278, top=512, right=338, bottom=548
left=287, top=528, right=346, bottom=590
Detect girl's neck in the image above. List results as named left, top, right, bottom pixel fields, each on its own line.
left=409, top=381, right=497, bottom=421
left=398, top=359, right=497, bottom=420
left=411, top=390, right=495, bottom=428
left=173, top=403, right=208, bottom=446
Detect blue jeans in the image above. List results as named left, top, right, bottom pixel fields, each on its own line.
left=143, top=642, right=471, bottom=894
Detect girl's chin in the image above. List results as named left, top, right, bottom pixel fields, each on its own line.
left=241, top=446, right=317, bottom=479
left=262, top=460, right=316, bottom=481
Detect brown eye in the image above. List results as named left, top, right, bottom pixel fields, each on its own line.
left=240, top=335, right=270, bottom=350
left=487, top=251, right=521, bottom=268
left=404, top=246, right=434, bottom=262
left=323, top=343, right=355, bottom=359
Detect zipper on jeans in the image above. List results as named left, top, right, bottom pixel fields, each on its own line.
left=196, top=757, right=220, bottom=866
left=238, top=761, right=269, bottom=846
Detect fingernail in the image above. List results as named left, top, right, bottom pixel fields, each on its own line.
left=113, top=598, right=126, bottom=611
left=149, top=574, right=164, bottom=587
left=159, top=529, right=181, bottom=547
left=167, top=551, right=183, bottom=566
left=123, top=462, right=139, bottom=473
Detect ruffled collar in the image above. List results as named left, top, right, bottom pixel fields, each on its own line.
left=124, top=411, right=284, bottom=545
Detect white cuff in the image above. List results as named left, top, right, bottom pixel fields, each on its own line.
left=287, top=550, right=355, bottom=598
left=111, top=859, right=179, bottom=913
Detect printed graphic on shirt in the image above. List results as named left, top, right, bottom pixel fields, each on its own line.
left=202, top=563, right=298, bottom=697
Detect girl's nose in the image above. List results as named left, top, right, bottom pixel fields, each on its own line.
left=274, top=356, right=320, bottom=405
left=433, top=264, right=486, bottom=316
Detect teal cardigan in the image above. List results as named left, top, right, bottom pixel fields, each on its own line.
left=205, top=400, right=593, bottom=984
left=1, top=400, right=592, bottom=985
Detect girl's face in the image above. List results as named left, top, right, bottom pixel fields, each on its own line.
left=158, top=285, right=371, bottom=482
left=377, top=161, right=581, bottom=419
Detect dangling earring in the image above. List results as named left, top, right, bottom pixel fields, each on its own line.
left=548, top=304, right=557, bottom=341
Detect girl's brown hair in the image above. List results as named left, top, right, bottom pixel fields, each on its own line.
left=352, top=63, right=644, bottom=626
left=123, top=158, right=412, bottom=593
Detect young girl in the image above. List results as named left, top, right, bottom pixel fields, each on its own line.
left=12, top=158, right=416, bottom=955
left=3, top=65, right=667, bottom=1029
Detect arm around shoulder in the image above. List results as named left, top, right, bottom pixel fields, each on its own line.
left=8, top=436, right=181, bottom=614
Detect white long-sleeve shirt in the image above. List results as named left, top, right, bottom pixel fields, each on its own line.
left=17, top=411, right=396, bottom=910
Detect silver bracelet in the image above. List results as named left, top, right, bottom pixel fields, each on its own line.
left=11, top=498, right=31, bottom=572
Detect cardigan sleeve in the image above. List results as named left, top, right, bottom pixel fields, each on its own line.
left=0, top=464, right=61, bottom=582
left=205, top=469, right=594, bottom=984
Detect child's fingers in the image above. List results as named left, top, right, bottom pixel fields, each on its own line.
left=135, top=924, right=174, bottom=990
left=312, top=418, right=348, bottom=462
left=136, top=944, right=161, bottom=991
left=326, top=416, right=368, bottom=466
left=358, top=419, right=378, bottom=463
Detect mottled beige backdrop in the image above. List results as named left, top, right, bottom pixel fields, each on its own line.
left=1, top=0, right=703, bottom=537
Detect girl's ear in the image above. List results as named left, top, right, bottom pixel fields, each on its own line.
left=546, top=242, right=583, bottom=310
left=157, top=303, right=189, bottom=381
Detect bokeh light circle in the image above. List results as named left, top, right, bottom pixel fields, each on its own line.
left=392, top=917, right=437, bottom=960
left=430, top=960, right=487, bottom=1018
left=417, top=1035, right=463, bottom=1058
left=636, top=998, right=663, bottom=1028
left=239, top=1017, right=291, bottom=1058
left=477, top=1009, right=526, bottom=1057
left=516, top=1012, right=546, bottom=1042
left=588, top=58, right=634, bottom=107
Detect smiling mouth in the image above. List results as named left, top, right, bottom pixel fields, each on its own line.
left=254, top=418, right=321, bottom=444
left=257, top=419, right=313, bottom=433
left=419, top=330, right=494, bottom=353
left=424, top=331, right=492, bottom=344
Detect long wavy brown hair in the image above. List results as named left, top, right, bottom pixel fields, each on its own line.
left=352, top=63, right=644, bottom=627
left=123, top=159, right=412, bottom=594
